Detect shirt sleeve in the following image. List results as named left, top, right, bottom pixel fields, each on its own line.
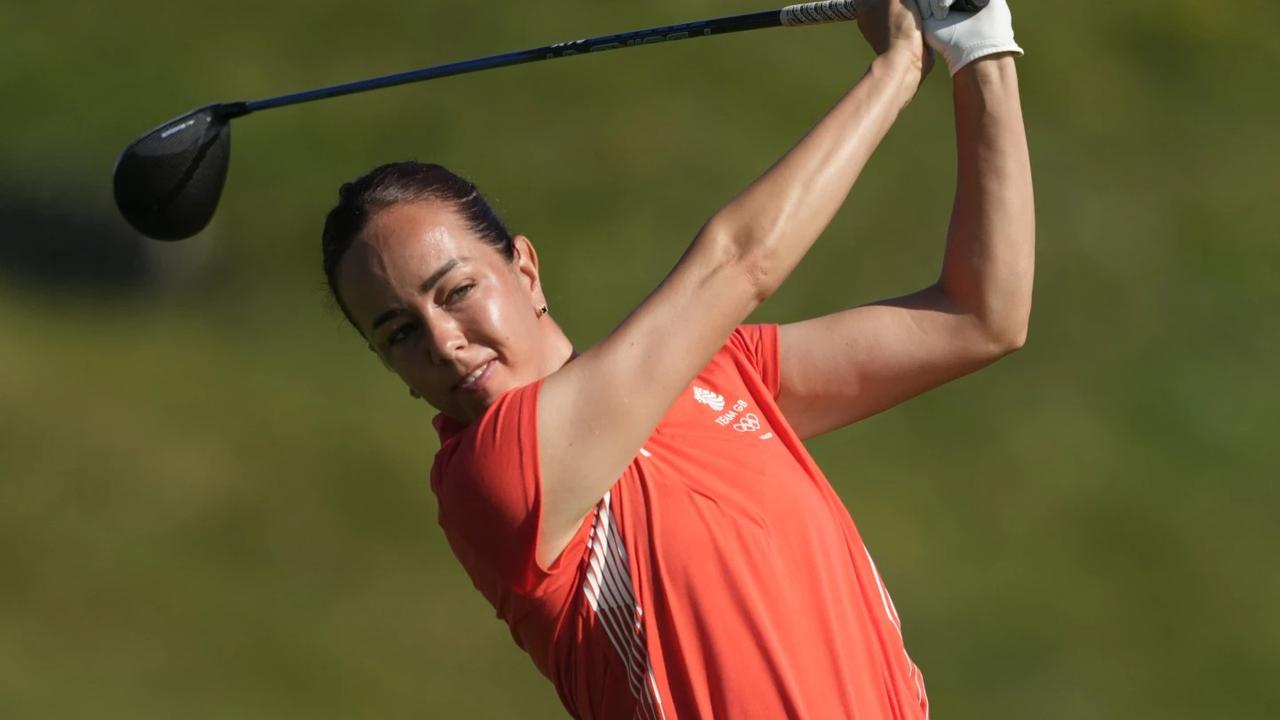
left=430, top=380, right=562, bottom=596
left=727, top=324, right=782, bottom=399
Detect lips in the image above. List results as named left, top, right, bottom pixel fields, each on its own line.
left=455, top=359, right=495, bottom=392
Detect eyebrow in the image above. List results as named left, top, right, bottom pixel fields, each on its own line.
left=369, top=257, right=461, bottom=333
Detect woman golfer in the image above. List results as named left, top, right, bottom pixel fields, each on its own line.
left=322, top=0, right=1032, bottom=716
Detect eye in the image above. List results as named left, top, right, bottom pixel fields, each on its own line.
left=445, top=282, right=476, bottom=305
left=385, top=323, right=416, bottom=348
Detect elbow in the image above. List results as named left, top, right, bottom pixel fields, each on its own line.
left=996, top=325, right=1028, bottom=354
left=698, top=219, right=783, bottom=305
left=937, top=281, right=1032, bottom=357
left=984, top=312, right=1030, bottom=356
left=742, top=249, right=783, bottom=305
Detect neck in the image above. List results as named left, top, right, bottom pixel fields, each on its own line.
left=541, top=319, right=577, bottom=376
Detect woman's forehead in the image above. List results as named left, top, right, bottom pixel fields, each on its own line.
left=362, top=201, right=467, bottom=253
left=336, top=202, right=502, bottom=323
left=347, top=202, right=494, bottom=277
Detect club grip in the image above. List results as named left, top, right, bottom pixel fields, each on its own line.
left=780, top=0, right=989, bottom=27
left=780, top=0, right=856, bottom=26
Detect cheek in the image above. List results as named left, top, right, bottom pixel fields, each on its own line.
left=474, top=286, right=535, bottom=355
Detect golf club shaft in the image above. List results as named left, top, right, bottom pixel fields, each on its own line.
left=226, top=0, right=863, bottom=118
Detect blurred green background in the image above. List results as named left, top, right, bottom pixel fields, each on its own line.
left=3, top=0, right=1277, bottom=717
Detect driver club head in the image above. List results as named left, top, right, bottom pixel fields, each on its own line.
left=113, top=104, right=241, bottom=241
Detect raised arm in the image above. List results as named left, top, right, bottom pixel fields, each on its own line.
left=777, top=36, right=1035, bottom=438
left=535, top=1, right=928, bottom=565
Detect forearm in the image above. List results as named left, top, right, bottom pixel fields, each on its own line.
left=705, top=49, right=921, bottom=300
left=938, top=55, right=1035, bottom=347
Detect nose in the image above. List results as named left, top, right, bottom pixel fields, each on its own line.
left=423, top=312, right=466, bottom=365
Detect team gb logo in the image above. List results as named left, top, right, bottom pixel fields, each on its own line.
left=692, top=386, right=725, bottom=412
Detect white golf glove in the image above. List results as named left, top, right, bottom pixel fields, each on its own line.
left=919, top=0, right=1024, bottom=76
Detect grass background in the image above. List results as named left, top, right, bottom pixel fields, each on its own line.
left=3, top=0, right=1278, bottom=716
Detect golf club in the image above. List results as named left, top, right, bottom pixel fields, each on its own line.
left=113, top=0, right=989, bottom=241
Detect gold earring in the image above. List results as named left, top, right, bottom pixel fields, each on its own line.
left=536, top=304, right=549, bottom=318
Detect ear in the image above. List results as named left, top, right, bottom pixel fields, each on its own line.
left=511, top=234, right=546, bottom=308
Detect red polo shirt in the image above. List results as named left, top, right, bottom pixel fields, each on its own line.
left=431, top=324, right=928, bottom=719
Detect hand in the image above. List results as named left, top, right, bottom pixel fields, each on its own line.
left=856, top=0, right=929, bottom=69
left=920, top=0, right=1024, bottom=76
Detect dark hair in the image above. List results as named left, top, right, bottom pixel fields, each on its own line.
left=321, top=161, right=513, bottom=332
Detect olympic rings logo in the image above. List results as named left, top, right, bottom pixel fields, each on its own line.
left=733, top=413, right=762, bottom=433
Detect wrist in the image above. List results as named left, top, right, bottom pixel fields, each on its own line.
left=953, top=53, right=1019, bottom=96
left=872, top=46, right=925, bottom=104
